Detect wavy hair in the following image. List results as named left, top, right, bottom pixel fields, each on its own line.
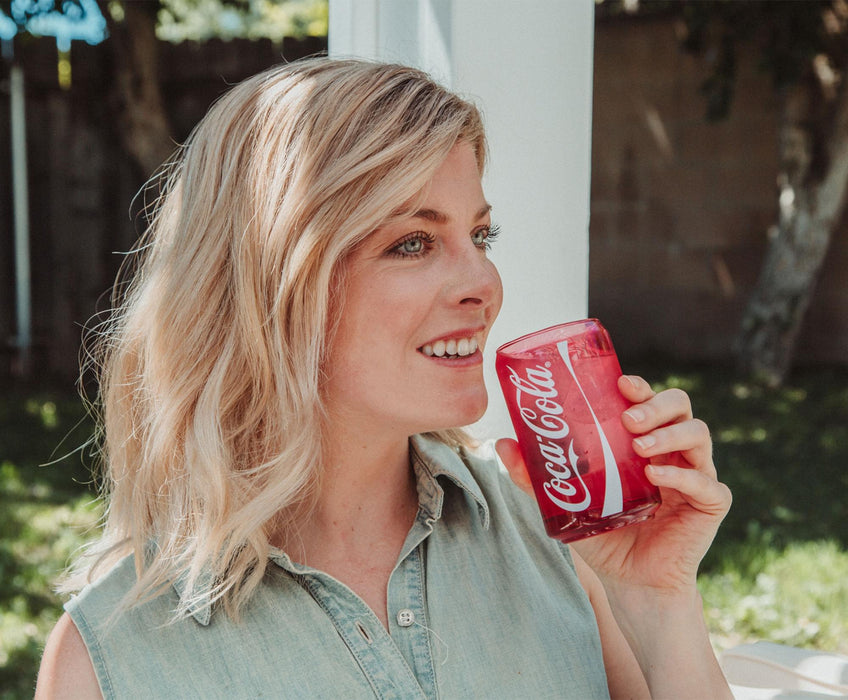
left=62, top=58, right=486, bottom=621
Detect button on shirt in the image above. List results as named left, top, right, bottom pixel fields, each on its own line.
left=66, top=434, right=610, bottom=699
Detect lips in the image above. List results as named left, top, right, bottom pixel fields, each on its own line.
left=419, top=335, right=479, bottom=359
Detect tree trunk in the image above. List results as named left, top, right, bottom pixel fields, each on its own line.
left=736, top=80, right=848, bottom=386
left=99, top=1, right=175, bottom=178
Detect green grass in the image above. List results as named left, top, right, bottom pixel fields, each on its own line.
left=0, top=392, right=101, bottom=699
left=639, top=362, right=848, bottom=655
left=1, top=363, right=847, bottom=696
left=700, top=539, right=848, bottom=654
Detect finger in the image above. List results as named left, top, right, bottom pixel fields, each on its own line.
left=494, top=438, right=534, bottom=496
left=632, top=418, right=715, bottom=475
left=621, top=387, right=693, bottom=434
left=617, top=374, right=656, bottom=404
left=646, top=464, right=732, bottom=518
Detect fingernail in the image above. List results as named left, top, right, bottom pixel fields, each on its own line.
left=634, top=435, right=656, bottom=450
left=624, top=375, right=639, bottom=389
left=647, top=464, right=668, bottom=477
left=625, top=408, right=645, bottom=423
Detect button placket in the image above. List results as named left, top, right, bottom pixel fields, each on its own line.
left=387, top=542, right=438, bottom=698
left=296, top=572, right=427, bottom=698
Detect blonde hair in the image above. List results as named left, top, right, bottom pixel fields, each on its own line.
left=65, top=58, right=486, bottom=620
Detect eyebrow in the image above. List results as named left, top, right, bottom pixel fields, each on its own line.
left=412, top=204, right=492, bottom=224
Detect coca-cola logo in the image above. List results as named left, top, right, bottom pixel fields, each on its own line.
left=505, top=339, right=624, bottom=518
left=505, top=362, right=592, bottom=513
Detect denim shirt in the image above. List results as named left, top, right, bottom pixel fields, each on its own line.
left=66, top=434, right=610, bottom=699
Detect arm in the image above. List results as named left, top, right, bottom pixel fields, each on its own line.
left=35, top=613, right=103, bottom=700
left=572, top=551, right=651, bottom=700
left=575, top=546, right=729, bottom=699
left=497, top=375, right=733, bottom=700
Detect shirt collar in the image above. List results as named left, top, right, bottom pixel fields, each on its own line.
left=174, top=433, right=491, bottom=625
left=409, top=433, right=490, bottom=530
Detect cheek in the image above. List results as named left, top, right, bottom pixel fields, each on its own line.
left=488, top=262, right=505, bottom=321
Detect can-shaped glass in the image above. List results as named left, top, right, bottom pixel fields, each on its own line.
left=495, top=319, right=661, bottom=544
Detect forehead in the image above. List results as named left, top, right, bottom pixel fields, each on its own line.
left=389, top=142, right=487, bottom=220
left=343, top=142, right=488, bottom=256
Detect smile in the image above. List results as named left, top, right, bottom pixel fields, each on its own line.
left=419, top=336, right=479, bottom=359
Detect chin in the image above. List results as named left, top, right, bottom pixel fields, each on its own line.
left=447, top=392, right=489, bottom=429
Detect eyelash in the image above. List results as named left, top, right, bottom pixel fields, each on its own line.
left=386, top=224, right=501, bottom=258
left=478, top=224, right=501, bottom=250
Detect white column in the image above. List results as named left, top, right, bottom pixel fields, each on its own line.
left=329, top=0, right=594, bottom=440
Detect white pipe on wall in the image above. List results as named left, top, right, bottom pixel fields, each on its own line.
left=11, top=63, right=32, bottom=370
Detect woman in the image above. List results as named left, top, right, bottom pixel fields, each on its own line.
left=37, top=58, right=732, bottom=699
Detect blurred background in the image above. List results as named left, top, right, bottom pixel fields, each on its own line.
left=1, top=1, right=847, bottom=696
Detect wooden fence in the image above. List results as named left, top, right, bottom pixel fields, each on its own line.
left=1, top=35, right=325, bottom=382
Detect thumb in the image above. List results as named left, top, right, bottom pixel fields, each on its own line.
left=495, top=438, right=534, bottom=496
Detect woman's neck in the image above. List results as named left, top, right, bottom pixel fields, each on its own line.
left=280, top=429, right=419, bottom=564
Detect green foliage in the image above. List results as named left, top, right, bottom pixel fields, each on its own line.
left=156, top=0, right=328, bottom=43
left=2, top=364, right=848, bottom=695
left=701, top=540, right=848, bottom=654
left=0, top=393, right=101, bottom=699
left=1, top=0, right=328, bottom=45
left=644, top=363, right=848, bottom=552
left=637, top=362, right=848, bottom=655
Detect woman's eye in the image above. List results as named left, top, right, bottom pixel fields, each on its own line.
left=388, top=232, right=435, bottom=258
left=472, top=224, right=501, bottom=250
left=401, top=238, right=424, bottom=254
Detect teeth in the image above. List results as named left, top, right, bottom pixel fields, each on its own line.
left=420, top=336, right=479, bottom=358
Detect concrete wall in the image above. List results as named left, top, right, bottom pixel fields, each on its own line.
left=590, top=14, right=848, bottom=366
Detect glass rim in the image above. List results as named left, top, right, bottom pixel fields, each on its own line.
left=495, top=318, right=602, bottom=356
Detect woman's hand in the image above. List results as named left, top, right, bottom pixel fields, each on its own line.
left=496, top=374, right=732, bottom=594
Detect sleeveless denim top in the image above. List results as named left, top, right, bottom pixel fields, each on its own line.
left=66, top=435, right=610, bottom=699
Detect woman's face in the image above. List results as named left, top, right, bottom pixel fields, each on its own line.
left=324, top=141, right=503, bottom=440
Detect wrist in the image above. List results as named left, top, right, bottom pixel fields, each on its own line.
left=603, top=583, right=732, bottom=699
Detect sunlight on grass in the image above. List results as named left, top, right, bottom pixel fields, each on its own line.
left=0, top=494, right=102, bottom=692
left=701, top=540, right=848, bottom=655
left=24, top=400, right=59, bottom=430
left=637, top=364, right=848, bottom=659
left=716, top=426, right=769, bottom=444
left=0, top=392, right=100, bottom=697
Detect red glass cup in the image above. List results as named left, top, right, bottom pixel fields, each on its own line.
left=495, top=319, right=661, bottom=544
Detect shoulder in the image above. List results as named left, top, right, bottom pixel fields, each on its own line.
left=35, top=555, right=139, bottom=700
left=35, top=613, right=103, bottom=700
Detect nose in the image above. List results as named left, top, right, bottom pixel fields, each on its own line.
left=449, top=246, right=503, bottom=311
